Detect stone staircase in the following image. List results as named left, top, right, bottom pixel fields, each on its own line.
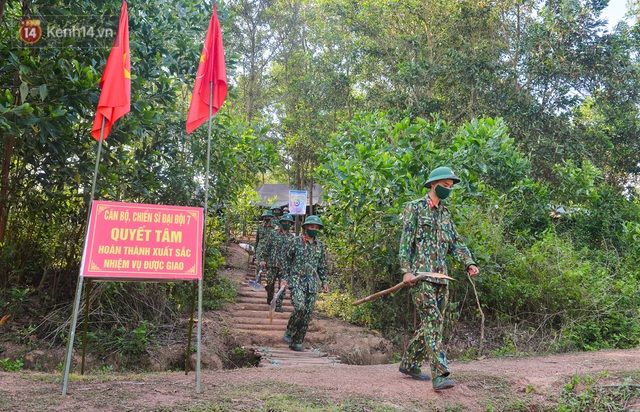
left=227, top=260, right=342, bottom=368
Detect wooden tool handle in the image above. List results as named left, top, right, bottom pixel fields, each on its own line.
left=352, top=272, right=454, bottom=306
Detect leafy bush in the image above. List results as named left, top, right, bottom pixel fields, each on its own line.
left=202, top=218, right=236, bottom=310
left=317, top=113, right=640, bottom=351
left=317, top=290, right=413, bottom=338
left=1, top=287, right=31, bottom=317
left=0, top=358, right=24, bottom=372
left=317, top=291, right=374, bottom=326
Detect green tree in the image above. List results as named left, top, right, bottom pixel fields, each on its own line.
left=0, top=0, right=277, bottom=300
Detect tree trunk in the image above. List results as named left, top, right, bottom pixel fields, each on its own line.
left=0, top=134, right=15, bottom=244
left=0, top=0, right=8, bottom=24
left=0, top=133, right=15, bottom=289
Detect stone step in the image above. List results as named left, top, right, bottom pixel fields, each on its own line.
left=234, top=296, right=293, bottom=307
left=233, top=325, right=321, bottom=334
left=260, top=358, right=341, bottom=367
left=244, top=275, right=270, bottom=283
left=237, top=289, right=271, bottom=298
left=234, top=292, right=292, bottom=302
left=227, top=244, right=341, bottom=367
left=232, top=303, right=293, bottom=312
left=233, top=325, right=287, bottom=332
left=230, top=323, right=323, bottom=333
left=234, top=294, right=269, bottom=303
left=255, top=347, right=342, bottom=368
left=230, top=316, right=289, bottom=326
left=260, top=354, right=338, bottom=362
left=232, top=310, right=292, bottom=319
left=231, top=330, right=328, bottom=346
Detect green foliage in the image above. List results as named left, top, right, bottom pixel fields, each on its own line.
left=551, top=159, right=602, bottom=207
left=203, top=275, right=237, bottom=311
left=317, top=114, right=543, bottom=333
left=559, top=375, right=640, bottom=412
left=1, top=287, right=30, bottom=316
left=479, top=227, right=640, bottom=350
left=115, top=320, right=156, bottom=356
left=317, top=113, right=640, bottom=350
left=317, top=291, right=374, bottom=327
left=226, top=346, right=260, bottom=369
left=0, top=358, right=24, bottom=372
left=73, top=319, right=156, bottom=367
left=0, top=1, right=276, bottom=330
left=202, top=219, right=237, bottom=311
left=226, top=187, right=260, bottom=238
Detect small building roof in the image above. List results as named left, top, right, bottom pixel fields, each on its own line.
left=255, top=184, right=324, bottom=208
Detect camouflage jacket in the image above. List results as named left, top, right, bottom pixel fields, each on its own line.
left=259, top=228, right=295, bottom=268
left=255, top=222, right=276, bottom=262
left=399, top=196, right=475, bottom=285
left=284, top=235, right=327, bottom=294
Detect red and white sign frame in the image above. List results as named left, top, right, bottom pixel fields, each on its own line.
left=82, top=201, right=204, bottom=280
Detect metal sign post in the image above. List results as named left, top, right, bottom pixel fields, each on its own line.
left=61, top=201, right=204, bottom=395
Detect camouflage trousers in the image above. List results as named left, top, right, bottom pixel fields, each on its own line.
left=265, top=267, right=285, bottom=311
left=400, top=281, right=450, bottom=379
left=284, top=287, right=317, bottom=345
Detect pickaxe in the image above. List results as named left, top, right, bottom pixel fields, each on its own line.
left=352, top=272, right=455, bottom=306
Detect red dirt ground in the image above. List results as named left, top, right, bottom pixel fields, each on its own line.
left=1, top=243, right=639, bottom=411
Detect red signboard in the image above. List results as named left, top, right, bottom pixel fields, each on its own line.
left=83, top=201, right=204, bottom=280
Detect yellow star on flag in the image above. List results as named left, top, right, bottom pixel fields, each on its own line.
left=123, top=52, right=130, bottom=79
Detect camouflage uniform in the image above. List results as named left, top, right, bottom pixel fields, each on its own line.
left=260, top=227, right=295, bottom=309
left=255, top=220, right=276, bottom=276
left=398, top=196, right=475, bottom=379
left=283, top=235, right=327, bottom=345
left=254, top=221, right=270, bottom=258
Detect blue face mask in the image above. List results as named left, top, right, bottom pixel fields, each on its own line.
left=435, top=184, right=452, bottom=200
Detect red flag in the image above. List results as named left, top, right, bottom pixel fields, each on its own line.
left=186, top=5, right=228, bottom=134
left=91, top=1, right=131, bottom=140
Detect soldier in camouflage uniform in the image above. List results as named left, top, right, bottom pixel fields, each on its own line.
left=259, top=213, right=296, bottom=310
left=280, top=215, right=328, bottom=351
left=255, top=210, right=276, bottom=277
left=398, top=167, right=480, bottom=391
left=270, top=205, right=283, bottom=228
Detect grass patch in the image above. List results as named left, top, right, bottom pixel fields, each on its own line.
left=558, top=374, right=640, bottom=411
left=164, top=379, right=410, bottom=411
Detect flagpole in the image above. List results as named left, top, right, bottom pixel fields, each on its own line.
left=62, top=118, right=106, bottom=395
left=196, top=81, right=213, bottom=394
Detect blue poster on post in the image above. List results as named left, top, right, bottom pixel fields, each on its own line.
left=289, top=190, right=307, bottom=215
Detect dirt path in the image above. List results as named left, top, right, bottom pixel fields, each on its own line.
left=1, top=348, right=639, bottom=411
left=1, top=243, right=639, bottom=411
